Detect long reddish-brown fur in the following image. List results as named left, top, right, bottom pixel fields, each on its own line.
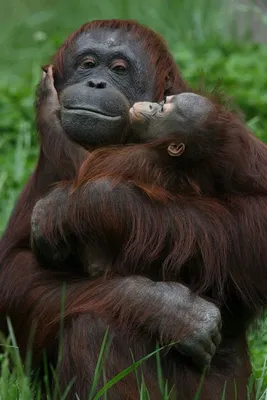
left=46, top=104, right=267, bottom=313
left=1, top=18, right=266, bottom=400
left=29, top=97, right=267, bottom=399
left=0, top=20, right=195, bottom=400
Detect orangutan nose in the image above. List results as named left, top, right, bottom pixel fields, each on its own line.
left=87, top=80, right=107, bottom=89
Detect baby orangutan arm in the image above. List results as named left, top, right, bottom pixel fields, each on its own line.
left=31, top=180, right=221, bottom=370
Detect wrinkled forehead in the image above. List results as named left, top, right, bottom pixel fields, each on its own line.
left=70, top=29, right=148, bottom=64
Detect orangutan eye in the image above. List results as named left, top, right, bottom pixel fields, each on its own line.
left=81, top=58, right=96, bottom=69
left=111, top=59, right=128, bottom=74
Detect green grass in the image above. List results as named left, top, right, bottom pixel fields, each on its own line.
left=0, top=325, right=264, bottom=399
left=0, top=0, right=263, bottom=76
left=1, top=0, right=267, bottom=397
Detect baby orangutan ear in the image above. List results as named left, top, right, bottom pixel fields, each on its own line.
left=167, top=143, right=185, bottom=157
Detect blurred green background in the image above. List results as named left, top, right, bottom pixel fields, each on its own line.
left=1, top=0, right=267, bottom=397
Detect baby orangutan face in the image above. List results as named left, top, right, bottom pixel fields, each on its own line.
left=129, top=93, right=213, bottom=157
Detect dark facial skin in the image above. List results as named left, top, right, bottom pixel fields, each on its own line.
left=56, top=29, right=156, bottom=147
left=130, top=93, right=214, bottom=160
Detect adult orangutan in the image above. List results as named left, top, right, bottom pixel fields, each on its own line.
left=31, top=85, right=267, bottom=400
left=0, top=20, right=224, bottom=399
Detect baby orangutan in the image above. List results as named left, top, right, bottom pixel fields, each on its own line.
left=31, top=92, right=215, bottom=276
left=31, top=90, right=223, bottom=370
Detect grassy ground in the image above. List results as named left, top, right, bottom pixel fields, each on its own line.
left=1, top=0, right=267, bottom=398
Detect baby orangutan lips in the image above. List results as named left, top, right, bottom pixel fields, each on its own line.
left=129, top=106, right=145, bottom=123
left=129, top=102, right=162, bottom=123
left=129, top=101, right=175, bottom=124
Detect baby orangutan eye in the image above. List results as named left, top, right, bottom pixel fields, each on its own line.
left=167, top=143, right=185, bottom=157
left=158, top=97, right=166, bottom=112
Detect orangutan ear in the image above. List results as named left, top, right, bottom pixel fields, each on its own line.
left=167, top=143, right=185, bottom=157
